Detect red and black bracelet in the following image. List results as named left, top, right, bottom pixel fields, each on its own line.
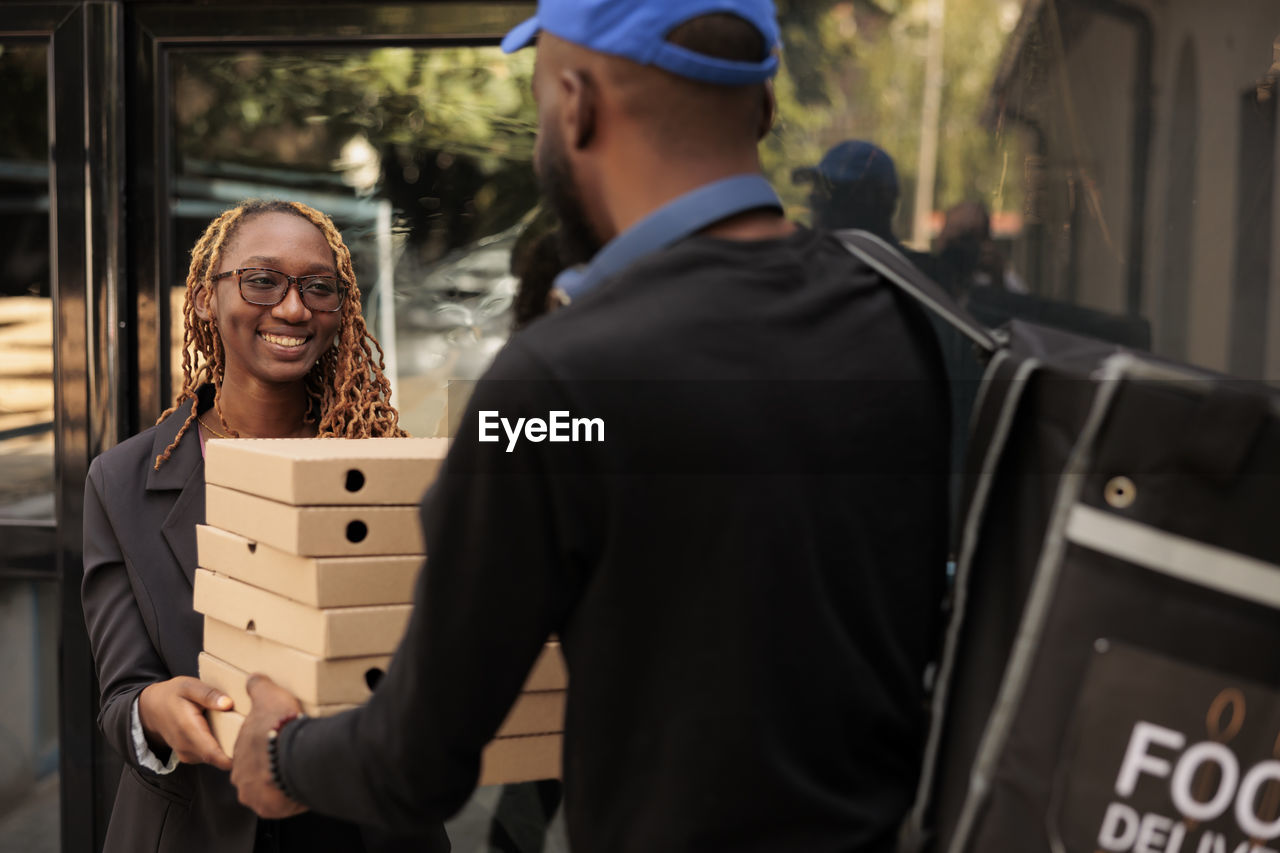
left=266, top=712, right=307, bottom=800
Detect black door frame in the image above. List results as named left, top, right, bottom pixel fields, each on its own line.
left=1, top=5, right=128, bottom=852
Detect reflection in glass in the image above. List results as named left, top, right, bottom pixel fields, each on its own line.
left=169, top=47, right=539, bottom=436
left=163, top=6, right=1280, bottom=399
left=771, top=0, right=1279, bottom=380
left=772, top=1, right=1130, bottom=329
left=0, top=43, right=54, bottom=522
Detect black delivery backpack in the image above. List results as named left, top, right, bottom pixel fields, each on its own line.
left=838, top=231, right=1280, bottom=853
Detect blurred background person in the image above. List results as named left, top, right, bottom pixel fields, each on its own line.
left=934, top=200, right=1027, bottom=299
left=793, top=139, right=899, bottom=238
left=509, top=215, right=569, bottom=332
left=793, top=138, right=934, bottom=272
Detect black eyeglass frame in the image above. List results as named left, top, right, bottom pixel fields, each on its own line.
left=210, top=267, right=347, bottom=312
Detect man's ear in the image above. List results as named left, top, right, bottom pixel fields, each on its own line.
left=559, top=68, right=597, bottom=150
left=757, top=80, right=777, bottom=141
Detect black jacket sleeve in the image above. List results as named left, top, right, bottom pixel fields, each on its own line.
left=81, top=457, right=174, bottom=771
left=280, top=339, right=598, bottom=830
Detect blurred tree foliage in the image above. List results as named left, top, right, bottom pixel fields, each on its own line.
left=769, top=0, right=1026, bottom=238
left=173, top=46, right=540, bottom=264
left=171, top=2, right=1019, bottom=253
left=175, top=47, right=536, bottom=169
left=3, top=4, right=1021, bottom=258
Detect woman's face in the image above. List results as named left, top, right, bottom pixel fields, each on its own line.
left=202, top=211, right=344, bottom=389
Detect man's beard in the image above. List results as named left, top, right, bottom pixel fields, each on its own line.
left=535, top=129, right=604, bottom=269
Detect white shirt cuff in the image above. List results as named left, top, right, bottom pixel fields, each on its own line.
left=130, top=695, right=180, bottom=775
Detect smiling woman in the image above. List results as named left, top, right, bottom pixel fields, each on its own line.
left=157, top=199, right=406, bottom=470
left=78, top=200, right=444, bottom=852
left=196, top=211, right=344, bottom=402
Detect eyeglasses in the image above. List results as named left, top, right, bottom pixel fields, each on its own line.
left=211, top=268, right=346, bottom=313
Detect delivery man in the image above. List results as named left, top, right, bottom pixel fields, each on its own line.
left=231, top=2, right=951, bottom=850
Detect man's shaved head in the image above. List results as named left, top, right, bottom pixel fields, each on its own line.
left=616, top=14, right=772, bottom=152
left=536, top=14, right=773, bottom=157
left=529, top=13, right=779, bottom=251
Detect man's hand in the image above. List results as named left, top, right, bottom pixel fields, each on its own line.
left=137, top=676, right=234, bottom=771
left=230, top=673, right=309, bottom=819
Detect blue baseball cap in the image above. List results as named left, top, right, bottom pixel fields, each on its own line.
left=501, top=0, right=780, bottom=86
left=793, top=140, right=899, bottom=195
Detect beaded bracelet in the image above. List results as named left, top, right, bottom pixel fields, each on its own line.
left=266, top=712, right=307, bottom=800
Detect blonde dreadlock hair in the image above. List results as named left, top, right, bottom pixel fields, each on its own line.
left=155, top=199, right=406, bottom=469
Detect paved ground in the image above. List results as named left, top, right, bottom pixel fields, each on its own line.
left=0, top=772, right=58, bottom=853
left=0, top=775, right=570, bottom=853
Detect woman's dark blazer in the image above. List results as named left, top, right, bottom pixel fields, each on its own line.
left=81, top=389, right=448, bottom=853
left=82, top=390, right=267, bottom=852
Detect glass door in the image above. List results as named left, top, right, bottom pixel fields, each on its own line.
left=0, top=34, right=60, bottom=853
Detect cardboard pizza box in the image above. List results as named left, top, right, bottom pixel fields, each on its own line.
left=196, top=525, right=421, bottom=608
left=203, top=616, right=391, bottom=706
left=204, top=437, right=448, bottom=506
left=207, top=708, right=243, bottom=758
left=201, top=648, right=562, bottom=736
left=479, top=734, right=562, bottom=786
left=194, top=570, right=411, bottom=658
left=203, top=616, right=566, bottom=707
left=205, top=485, right=424, bottom=557
left=199, top=652, right=357, bottom=719
left=496, top=690, right=566, bottom=738
left=525, top=641, right=568, bottom=692
left=207, top=711, right=562, bottom=782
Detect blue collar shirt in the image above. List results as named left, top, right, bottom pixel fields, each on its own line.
left=552, top=173, right=784, bottom=304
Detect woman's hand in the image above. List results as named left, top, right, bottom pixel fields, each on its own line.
left=137, top=676, right=235, bottom=771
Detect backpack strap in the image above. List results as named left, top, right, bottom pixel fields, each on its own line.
left=834, top=229, right=1000, bottom=355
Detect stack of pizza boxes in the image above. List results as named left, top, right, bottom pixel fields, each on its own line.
left=193, top=437, right=566, bottom=785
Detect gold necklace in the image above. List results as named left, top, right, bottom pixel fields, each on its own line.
left=198, top=415, right=232, bottom=439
